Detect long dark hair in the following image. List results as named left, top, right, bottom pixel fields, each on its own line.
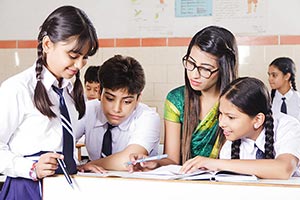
left=269, top=57, right=297, bottom=102
left=34, top=5, right=98, bottom=119
left=181, top=25, right=239, bottom=162
left=220, top=77, right=275, bottom=159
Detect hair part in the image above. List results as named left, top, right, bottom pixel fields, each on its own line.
left=98, top=55, right=145, bottom=96
left=34, top=5, right=98, bottom=119
left=181, top=25, right=239, bottom=162
left=220, top=77, right=275, bottom=159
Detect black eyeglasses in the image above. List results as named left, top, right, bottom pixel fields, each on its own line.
left=182, top=55, right=219, bottom=79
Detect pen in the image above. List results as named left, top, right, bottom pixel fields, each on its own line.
left=53, top=151, right=73, bottom=188
left=125, top=154, right=168, bottom=165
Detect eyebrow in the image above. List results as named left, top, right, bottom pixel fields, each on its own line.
left=104, top=91, right=135, bottom=100
left=268, top=72, right=278, bottom=75
left=188, top=56, right=216, bottom=68
left=68, top=50, right=84, bottom=55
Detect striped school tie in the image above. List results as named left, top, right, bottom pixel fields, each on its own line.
left=52, top=86, right=77, bottom=174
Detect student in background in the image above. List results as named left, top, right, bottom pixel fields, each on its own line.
left=75, top=55, right=160, bottom=171
left=268, top=57, right=300, bottom=121
left=180, top=77, right=300, bottom=179
left=84, top=65, right=100, bottom=101
left=128, top=25, right=238, bottom=171
left=0, top=5, right=98, bottom=199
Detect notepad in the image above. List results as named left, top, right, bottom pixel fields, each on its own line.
left=77, top=164, right=258, bottom=182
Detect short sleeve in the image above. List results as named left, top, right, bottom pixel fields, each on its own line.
left=164, top=86, right=185, bottom=123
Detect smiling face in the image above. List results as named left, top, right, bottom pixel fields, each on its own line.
left=186, top=46, right=219, bottom=92
left=43, top=36, right=89, bottom=81
left=218, top=96, right=261, bottom=141
left=100, top=88, right=140, bottom=125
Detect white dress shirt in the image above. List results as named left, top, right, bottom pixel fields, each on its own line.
left=272, top=89, right=300, bottom=122
left=0, top=64, right=78, bottom=179
left=75, top=99, right=161, bottom=161
left=220, top=112, right=300, bottom=176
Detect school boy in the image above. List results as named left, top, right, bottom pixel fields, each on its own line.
left=75, top=55, right=161, bottom=171
left=84, top=65, right=100, bottom=101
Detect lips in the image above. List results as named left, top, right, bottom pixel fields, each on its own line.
left=190, top=79, right=202, bottom=87
left=223, top=130, right=231, bottom=137
left=67, top=68, right=78, bottom=75
left=108, top=114, right=122, bottom=120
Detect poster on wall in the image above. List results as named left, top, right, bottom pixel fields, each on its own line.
left=175, top=0, right=212, bottom=17
left=213, top=0, right=268, bottom=34
left=127, top=0, right=174, bottom=38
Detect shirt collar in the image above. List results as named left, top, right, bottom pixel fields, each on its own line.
left=277, top=88, right=293, bottom=100
left=241, top=128, right=265, bottom=153
left=241, top=138, right=256, bottom=154
left=95, top=102, right=139, bottom=131
left=41, top=66, right=73, bottom=92
left=254, top=128, right=266, bottom=151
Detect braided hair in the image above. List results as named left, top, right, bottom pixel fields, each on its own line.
left=269, top=57, right=297, bottom=102
left=220, top=77, right=275, bottom=159
left=34, top=5, right=98, bottom=119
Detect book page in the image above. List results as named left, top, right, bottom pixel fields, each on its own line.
left=77, top=165, right=258, bottom=182
left=77, top=165, right=183, bottom=180
left=214, top=171, right=258, bottom=182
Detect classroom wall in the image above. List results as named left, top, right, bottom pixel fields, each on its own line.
left=1, top=0, right=300, bottom=142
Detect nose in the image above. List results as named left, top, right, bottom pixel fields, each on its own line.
left=268, top=75, right=272, bottom=82
left=189, top=67, right=201, bottom=78
left=112, top=101, right=122, bottom=113
left=218, top=114, right=226, bottom=129
left=74, top=58, right=87, bottom=70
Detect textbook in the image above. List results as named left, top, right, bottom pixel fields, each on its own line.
left=77, top=164, right=258, bottom=182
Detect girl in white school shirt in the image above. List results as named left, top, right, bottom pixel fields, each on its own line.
left=268, top=57, right=300, bottom=121
left=0, top=5, right=98, bottom=199
left=180, top=77, right=300, bottom=179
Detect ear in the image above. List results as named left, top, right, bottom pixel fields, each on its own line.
left=253, top=113, right=265, bottom=129
left=284, top=72, right=291, bottom=81
left=137, top=93, right=142, bottom=102
left=42, top=36, right=53, bottom=53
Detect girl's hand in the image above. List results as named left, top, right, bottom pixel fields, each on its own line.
left=35, top=152, right=62, bottom=179
left=77, top=162, right=107, bottom=173
left=180, top=156, right=217, bottom=174
left=127, top=153, right=159, bottom=172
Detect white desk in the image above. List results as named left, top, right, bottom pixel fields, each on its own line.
left=43, top=175, right=300, bottom=200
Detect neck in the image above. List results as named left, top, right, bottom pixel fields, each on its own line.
left=200, top=86, right=220, bottom=100
left=278, top=83, right=291, bottom=95
left=249, top=126, right=264, bottom=141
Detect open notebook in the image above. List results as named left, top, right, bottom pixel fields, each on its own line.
left=77, top=164, right=258, bottom=182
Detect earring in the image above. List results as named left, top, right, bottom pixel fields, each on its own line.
left=43, top=47, right=48, bottom=53
left=254, top=124, right=259, bottom=129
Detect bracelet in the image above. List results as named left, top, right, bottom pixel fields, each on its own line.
left=29, top=162, right=39, bottom=181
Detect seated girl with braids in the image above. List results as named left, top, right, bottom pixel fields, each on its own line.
left=180, top=77, right=300, bottom=179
